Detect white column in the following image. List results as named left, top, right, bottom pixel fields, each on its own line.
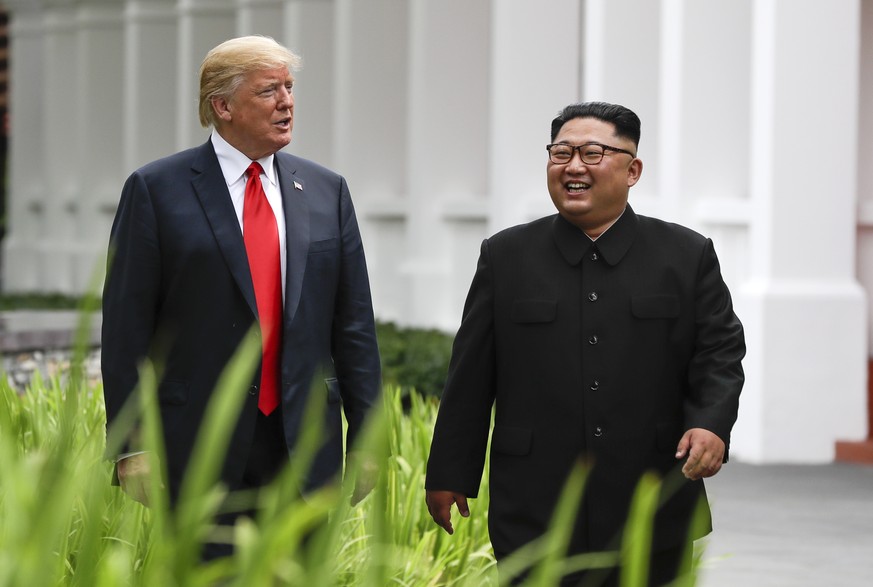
left=333, top=0, right=410, bottom=324
left=280, top=0, right=336, bottom=166
left=2, top=0, right=47, bottom=292
left=402, top=0, right=491, bottom=330
left=124, top=0, right=178, bottom=171
left=655, top=0, right=753, bottom=288
left=488, top=0, right=582, bottom=232
left=176, top=0, right=235, bottom=150
left=736, top=0, right=866, bottom=462
left=237, top=0, right=283, bottom=37
left=39, top=0, right=79, bottom=293
left=583, top=0, right=662, bottom=206
left=857, top=1, right=873, bottom=359
left=74, top=0, right=125, bottom=292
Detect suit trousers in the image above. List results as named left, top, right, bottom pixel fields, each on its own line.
left=201, top=406, right=288, bottom=561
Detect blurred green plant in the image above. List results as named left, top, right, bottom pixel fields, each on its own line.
left=0, top=309, right=703, bottom=585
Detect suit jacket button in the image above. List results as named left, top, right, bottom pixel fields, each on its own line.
left=594, top=426, right=604, bottom=437
left=588, top=335, right=598, bottom=345
left=588, top=292, right=598, bottom=302
left=590, top=379, right=600, bottom=391
left=591, top=252, right=599, bottom=261
left=249, top=385, right=258, bottom=396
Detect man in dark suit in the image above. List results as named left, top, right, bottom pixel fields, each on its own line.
left=425, top=102, right=744, bottom=586
left=101, top=36, right=381, bottom=555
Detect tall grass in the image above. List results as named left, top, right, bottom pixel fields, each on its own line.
left=0, top=335, right=702, bottom=586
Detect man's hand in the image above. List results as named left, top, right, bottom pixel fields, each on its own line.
left=116, top=453, right=158, bottom=506
left=425, top=490, right=470, bottom=535
left=675, top=428, right=725, bottom=480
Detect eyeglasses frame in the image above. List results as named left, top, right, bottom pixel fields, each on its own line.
left=545, top=141, right=636, bottom=165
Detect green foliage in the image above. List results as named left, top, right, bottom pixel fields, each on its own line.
left=0, top=316, right=702, bottom=585
left=376, top=321, right=454, bottom=399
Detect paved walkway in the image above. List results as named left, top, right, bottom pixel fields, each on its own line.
left=697, top=462, right=873, bottom=586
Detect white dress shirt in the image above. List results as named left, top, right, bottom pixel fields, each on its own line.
left=211, top=129, right=287, bottom=301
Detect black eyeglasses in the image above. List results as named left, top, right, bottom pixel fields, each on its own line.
left=546, top=142, right=636, bottom=165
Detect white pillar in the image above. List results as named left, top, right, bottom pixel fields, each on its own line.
left=488, top=0, right=582, bottom=232
left=401, top=0, right=492, bottom=330
left=176, top=0, right=235, bottom=150
left=39, top=0, right=79, bottom=293
left=857, top=0, right=873, bottom=359
left=74, top=0, right=125, bottom=292
left=237, top=0, right=283, bottom=38
left=736, top=0, right=867, bottom=462
left=583, top=0, right=662, bottom=206
left=655, top=0, right=753, bottom=289
left=124, top=0, right=178, bottom=171
left=2, top=0, right=47, bottom=292
left=280, top=0, right=336, bottom=166
left=333, top=0, right=410, bottom=324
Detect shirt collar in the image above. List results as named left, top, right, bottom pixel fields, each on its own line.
left=552, top=204, right=638, bottom=266
left=210, top=129, right=278, bottom=188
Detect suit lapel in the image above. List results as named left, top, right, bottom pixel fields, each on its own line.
left=191, top=140, right=259, bottom=319
left=275, top=153, right=309, bottom=324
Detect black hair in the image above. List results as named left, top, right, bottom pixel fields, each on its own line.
left=550, top=101, right=641, bottom=147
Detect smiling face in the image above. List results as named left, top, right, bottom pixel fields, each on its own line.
left=211, top=66, right=294, bottom=160
left=547, top=117, right=642, bottom=237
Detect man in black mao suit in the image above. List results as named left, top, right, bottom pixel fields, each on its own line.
left=101, top=36, right=380, bottom=554
left=425, top=102, right=744, bottom=586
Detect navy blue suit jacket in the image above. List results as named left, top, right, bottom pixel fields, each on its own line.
left=102, top=139, right=381, bottom=499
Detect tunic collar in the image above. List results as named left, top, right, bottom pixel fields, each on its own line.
left=552, top=205, right=638, bottom=266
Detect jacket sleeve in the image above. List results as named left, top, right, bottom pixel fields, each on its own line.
left=685, top=238, right=745, bottom=460
left=425, top=239, right=497, bottom=498
left=330, top=176, right=381, bottom=449
left=101, top=171, right=162, bottom=452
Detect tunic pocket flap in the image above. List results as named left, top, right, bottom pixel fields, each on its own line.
left=492, top=426, right=532, bottom=456
left=631, top=295, right=680, bottom=318
left=511, top=299, right=557, bottom=323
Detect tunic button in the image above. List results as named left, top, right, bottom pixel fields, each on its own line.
left=594, top=426, right=604, bottom=437
left=248, top=385, right=258, bottom=396
left=590, top=379, right=600, bottom=391
left=588, top=292, right=598, bottom=302
left=588, top=335, right=598, bottom=345
left=591, top=252, right=599, bottom=261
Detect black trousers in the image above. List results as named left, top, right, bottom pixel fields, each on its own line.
left=502, top=540, right=694, bottom=587
left=201, top=407, right=288, bottom=561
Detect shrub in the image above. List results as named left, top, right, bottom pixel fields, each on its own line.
left=375, top=321, right=454, bottom=399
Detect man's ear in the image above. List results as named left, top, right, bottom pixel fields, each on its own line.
left=627, top=157, right=643, bottom=188
left=211, top=95, right=233, bottom=123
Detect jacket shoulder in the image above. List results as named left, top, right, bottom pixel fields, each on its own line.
left=635, top=213, right=709, bottom=248
left=277, top=151, right=343, bottom=182
left=132, top=143, right=205, bottom=179
left=487, top=215, right=556, bottom=247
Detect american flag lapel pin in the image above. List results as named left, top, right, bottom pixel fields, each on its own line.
left=294, top=180, right=303, bottom=191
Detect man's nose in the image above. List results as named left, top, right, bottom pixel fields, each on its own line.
left=567, top=149, right=588, bottom=170
left=277, top=85, right=293, bottom=108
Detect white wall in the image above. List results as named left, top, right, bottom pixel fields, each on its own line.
left=1, top=0, right=868, bottom=463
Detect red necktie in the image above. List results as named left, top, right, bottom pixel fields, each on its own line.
left=243, top=162, right=282, bottom=415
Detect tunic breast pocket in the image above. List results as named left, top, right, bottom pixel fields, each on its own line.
left=511, top=299, right=557, bottom=323
left=631, top=295, right=680, bottom=319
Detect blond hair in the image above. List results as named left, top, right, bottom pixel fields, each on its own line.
left=198, top=35, right=301, bottom=128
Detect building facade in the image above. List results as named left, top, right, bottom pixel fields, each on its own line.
left=2, top=0, right=871, bottom=464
